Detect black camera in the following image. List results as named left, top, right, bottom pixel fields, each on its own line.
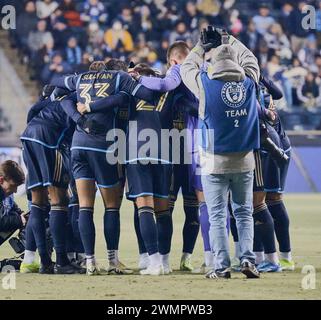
left=0, top=258, right=22, bottom=271
left=200, top=26, right=229, bottom=51
left=9, top=237, right=25, bottom=254
left=260, top=122, right=289, bottom=165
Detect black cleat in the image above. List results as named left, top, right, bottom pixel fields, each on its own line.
left=205, top=268, right=231, bottom=279
left=39, top=262, right=55, bottom=274
left=70, top=260, right=86, bottom=274
left=241, top=261, right=260, bottom=279
left=54, top=263, right=85, bottom=274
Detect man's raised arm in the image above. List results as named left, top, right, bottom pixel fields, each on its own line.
left=229, top=35, right=260, bottom=83
left=138, top=65, right=182, bottom=92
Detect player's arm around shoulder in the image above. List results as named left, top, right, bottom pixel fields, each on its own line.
left=229, top=35, right=260, bottom=84
left=180, top=42, right=205, bottom=99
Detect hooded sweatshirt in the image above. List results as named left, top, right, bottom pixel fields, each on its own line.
left=180, top=36, right=260, bottom=174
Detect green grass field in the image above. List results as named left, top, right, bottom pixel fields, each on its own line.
left=0, top=194, right=320, bottom=300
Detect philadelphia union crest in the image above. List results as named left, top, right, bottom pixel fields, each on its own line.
left=221, top=82, right=246, bottom=108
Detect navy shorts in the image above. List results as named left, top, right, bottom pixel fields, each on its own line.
left=253, top=151, right=264, bottom=192
left=262, top=150, right=291, bottom=193
left=68, top=176, right=79, bottom=206
left=71, top=149, right=120, bottom=188
left=125, top=163, right=172, bottom=200
left=22, top=140, right=70, bottom=190
left=170, top=163, right=198, bottom=206
left=253, top=150, right=291, bottom=193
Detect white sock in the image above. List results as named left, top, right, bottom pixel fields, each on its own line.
left=67, top=252, right=76, bottom=261
left=254, top=251, right=265, bottom=264
left=149, top=253, right=161, bottom=267
left=108, top=250, right=118, bottom=265
left=265, top=252, right=279, bottom=264
left=161, top=253, right=170, bottom=266
left=280, top=251, right=292, bottom=261
left=140, top=253, right=149, bottom=260
left=86, top=255, right=96, bottom=265
left=234, top=242, right=241, bottom=259
left=204, top=251, right=214, bottom=267
left=181, top=252, right=191, bottom=260
left=23, top=250, right=36, bottom=264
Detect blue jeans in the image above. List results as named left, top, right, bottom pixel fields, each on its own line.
left=201, top=171, right=255, bottom=270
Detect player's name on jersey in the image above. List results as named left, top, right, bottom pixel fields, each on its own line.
left=225, top=108, right=247, bottom=118
left=82, top=72, right=113, bottom=81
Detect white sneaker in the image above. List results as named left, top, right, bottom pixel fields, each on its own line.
left=107, top=261, right=133, bottom=275
left=163, top=264, right=172, bottom=275
left=138, top=254, right=150, bottom=270
left=140, top=264, right=164, bottom=276
left=86, top=261, right=101, bottom=276
left=192, top=263, right=214, bottom=274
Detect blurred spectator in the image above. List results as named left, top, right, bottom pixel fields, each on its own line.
left=298, top=38, right=319, bottom=72
left=253, top=4, right=275, bottom=35
left=297, top=72, right=321, bottom=108
left=158, top=39, right=170, bottom=64
left=104, top=20, right=134, bottom=55
left=80, top=0, right=108, bottom=25
left=284, top=57, right=308, bottom=105
left=197, top=0, right=221, bottom=18
left=137, top=6, right=154, bottom=41
left=28, top=20, right=53, bottom=57
left=183, top=1, right=201, bottom=31
left=50, top=7, right=71, bottom=48
left=65, top=37, right=82, bottom=67
left=279, top=2, right=294, bottom=37
left=191, top=17, right=209, bottom=45
left=31, top=37, right=55, bottom=81
left=169, top=21, right=192, bottom=46
left=228, top=9, right=243, bottom=36
left=264, top=23, right=292, bottom=63
left=267, top=55, right=293, bottom=106
left=86, top=22, right=104, bottom=57
left=147, top=51, right=164, bottom=72
left=41, top=52, right=72, bottom=85
left=288, top=1, right=310, bottom=54
left=117, top=5, right=139, bottom=37
left=257, top=39, right=273, bottom=71
left=316, top=1, right=321, bottom=48
left=74, top=52, right=93, bottom=73
left=240, top=19, right=263, bottom=56
left=59, top=0, right=83, bottom=28
left=36, top=0, right=59, bottom=19
left=15, top=1, right=38, bottom=55
left=315, top=55, right=321, bottom=78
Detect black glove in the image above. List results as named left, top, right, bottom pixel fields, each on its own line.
left=200, top=26, right=226, bottom=52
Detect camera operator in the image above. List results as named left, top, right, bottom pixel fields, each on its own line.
left=0, top=160, right=26, bottom=245
left=181, top=27, right=261, bottom=279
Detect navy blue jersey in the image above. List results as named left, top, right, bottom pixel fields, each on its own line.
left=126, top=91, right=175, bottom=164
left=21, top=95, right=75, bottom=149
left=57, top=70, right=143, bottom=152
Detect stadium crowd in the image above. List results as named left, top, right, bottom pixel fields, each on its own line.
left=7, top=0, right=321, bottom=114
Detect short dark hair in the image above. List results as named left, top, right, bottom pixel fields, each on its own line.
left=89, top=61, right=106, bottom=72
left=133, top=63, right=157, bottom=77
left=105, top=59, right=128, bottom=72
left=167, top=41, right=190, bottom=62
left=0, top=160, right=25, bottom=185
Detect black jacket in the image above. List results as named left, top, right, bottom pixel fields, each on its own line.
left=0, top=187, right=23, bottom=233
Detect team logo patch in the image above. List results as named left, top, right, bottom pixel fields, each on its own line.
left=221, top=82, right=246, bottom=108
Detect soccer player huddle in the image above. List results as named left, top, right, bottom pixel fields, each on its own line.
left=18, top=27, right=294, bottom=279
